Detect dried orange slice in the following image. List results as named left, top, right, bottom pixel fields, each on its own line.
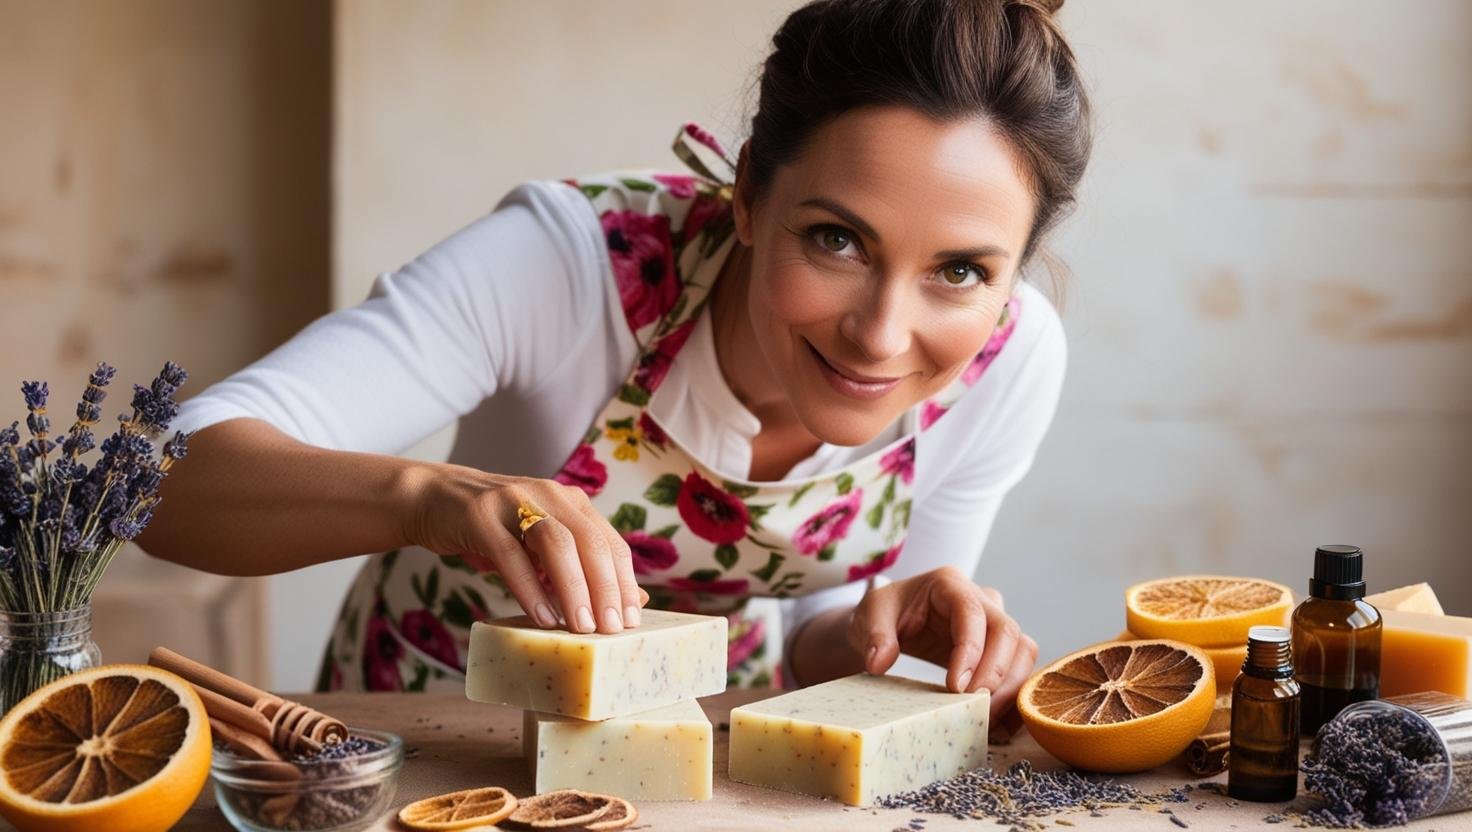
left=0, top=664, right=211, bottom=832
left=582, top=795, right=637, bottom=831
left=501, top=789, right=617, bottom=829
left=1019, top=639, right=1216, bottom=772
left=1115, top=629, right=1245, bottom=690
left=397, top=786, right=518, bottom=830
left=1125, top=576, right=1291, bottom=647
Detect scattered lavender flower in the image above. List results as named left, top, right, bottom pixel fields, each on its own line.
left=1302, top=706, right=1447, bottom=827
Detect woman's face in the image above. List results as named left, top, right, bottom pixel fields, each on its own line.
left=733, top=106, right=1038, bottom=446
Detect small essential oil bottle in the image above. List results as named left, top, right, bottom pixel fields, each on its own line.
left=1229, top=625, right=1301, bottom=802
left=1291, top=544, right=1382, bottom=735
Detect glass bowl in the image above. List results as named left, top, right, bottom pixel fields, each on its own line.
left=210, top=729, right=403, bottom=832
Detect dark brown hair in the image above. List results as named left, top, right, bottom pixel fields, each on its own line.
left=747, top=0, right=1092, bottom=265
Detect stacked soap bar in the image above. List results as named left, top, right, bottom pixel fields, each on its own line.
left=1365, top=583, right=1471, bottom=698
left=729, top=673, right=989, bottom=807
left=466, top=608, right=725, bottom=801
left=524, top=699, right=713, bottom=800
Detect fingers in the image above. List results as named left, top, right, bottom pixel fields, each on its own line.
left=520, top=516, right=598, bottom=632
left=577, top=497, right=644, bottom=629
left=988, top=634, right=1038, bottom=724
left=969, top=604, right=1021, bottom=695
left=473, top=516, right=560, bottom=630
left=848, top=584, right=903, bottom=676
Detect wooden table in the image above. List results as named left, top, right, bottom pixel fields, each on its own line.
left=145, top=691, right=1436, bottom=831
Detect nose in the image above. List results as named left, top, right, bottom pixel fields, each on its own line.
left=838, top=276, right=913, bottom=365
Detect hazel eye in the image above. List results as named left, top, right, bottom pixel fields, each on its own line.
left=940, top=263, right=987, bottom=287
left=818, top=228, right=853, bottom=253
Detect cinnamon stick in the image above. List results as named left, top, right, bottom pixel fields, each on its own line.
left=1186, top=730, right=1231, bottom=776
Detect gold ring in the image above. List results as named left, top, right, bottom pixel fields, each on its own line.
left=517, top=502, right=549, bottom=538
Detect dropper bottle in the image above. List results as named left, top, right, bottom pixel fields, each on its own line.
left=1290, top=544, right=1382, bottom=735
left=1228, top=625, right=1300, bottom=802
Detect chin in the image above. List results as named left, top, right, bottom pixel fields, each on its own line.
left=795, top=395, right=911, bottom=447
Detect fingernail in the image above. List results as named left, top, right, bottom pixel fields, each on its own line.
left=958, top=668, right=974, bottom=691
left=575, top=606, right=596, bottom=632
left=601, top=606, right=623, bottom=632
left=533, top=603, right=557, bottom=628
left=625, top=605, right=641, bottom=627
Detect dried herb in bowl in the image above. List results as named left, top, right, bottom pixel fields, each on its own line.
left=211, top=729, right=403, bottom=832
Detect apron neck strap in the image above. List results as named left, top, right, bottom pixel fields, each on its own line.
left=673, top=123, right=737, bottom=187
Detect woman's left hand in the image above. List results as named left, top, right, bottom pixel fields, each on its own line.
left=848, top=566, right=1036, bottom=720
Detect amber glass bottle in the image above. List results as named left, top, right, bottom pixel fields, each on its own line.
left=1229, top=625, right=1300, bottom=802
left=1291, top=544, right=1382, bottom=736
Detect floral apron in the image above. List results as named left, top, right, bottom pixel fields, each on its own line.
left=315, top=124, right=1021, bottom=694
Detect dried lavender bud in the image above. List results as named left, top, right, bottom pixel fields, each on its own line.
left=108, top=517, right=143, bottom=541
left=20, top=381, right=47, bottom=412
left=216, top=735, right=392, bottom=831
left=163, top=431, right=189, bottom=461
left=1302, top=705, right=1447, bottom=827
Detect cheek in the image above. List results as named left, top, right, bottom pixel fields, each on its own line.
left=750, top=254, right=850, bottom=340
left=916, top=296, right=1009, bottom=384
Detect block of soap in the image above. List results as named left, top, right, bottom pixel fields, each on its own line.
left=465, top=609, right=726, bottom=720
left=1378, top=608, right=1471, bottom=698
left=728, top=673, right=988, bottom=806
left=524, top=699, right=712, bottom=801
left=1366, top=583, right=1445, bottom=616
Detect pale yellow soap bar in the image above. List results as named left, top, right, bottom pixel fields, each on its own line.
left=1378, top=608, right=1472, bottom=698
left=1366, top=583, right=1445, bottom=615
left=729, top=673, right=989, bottom=807
left=524, top=699, right=712, bottom=801
left=465, top=609, right=726, bottom=720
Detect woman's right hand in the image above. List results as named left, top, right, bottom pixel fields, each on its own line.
left=400, top=463, right=643, bottom=634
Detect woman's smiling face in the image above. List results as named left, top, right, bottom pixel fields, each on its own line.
left=732, top=106, right=1039, bottom=446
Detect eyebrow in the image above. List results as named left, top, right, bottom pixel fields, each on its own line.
left=797, top=197, right=1012, bottom=261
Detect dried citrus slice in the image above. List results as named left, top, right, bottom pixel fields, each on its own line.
left=397, top=786, right=517, bottom=830
left=0, top=664, right=211, bottom=832
left=501, top=789, right=615, bottom=829
left=582, top=796, right=637, bottom=831
left=1115, top=629, right=1245, bottom=690
left=1019, top=639, right=1216, bottom=772
left=1125, top=576, right=1291, bottom=647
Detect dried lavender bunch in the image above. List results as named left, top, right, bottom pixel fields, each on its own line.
left=1302, top=706, right=1448, bottom=827
left=0, top=361, right=190, bottom=613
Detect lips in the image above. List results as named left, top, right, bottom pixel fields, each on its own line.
left=805, top=340, right=904, bottom=400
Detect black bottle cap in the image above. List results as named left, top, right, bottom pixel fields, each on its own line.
left=1309, top=544, right=1366, bottom=600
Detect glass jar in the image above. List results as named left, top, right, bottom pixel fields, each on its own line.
left=1307, top=692, right=1472, bottom=824
left=0, top=606, right=102, bottom=714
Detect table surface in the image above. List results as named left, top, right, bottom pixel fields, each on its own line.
left=152, top=691, right=1449, bottom=832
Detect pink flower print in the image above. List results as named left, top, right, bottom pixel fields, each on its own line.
left=554, top=444, right=607, bottom=496
left=681, top=193, right=729, bottom=245
left=726, top=614, right=766, bottom=671
left=962, top=297, right=1020, bottom=385
left=602, top=210, right=678, bottom=332
left=667, top=575, right=750, bottom=595
left=653, top=172, right=698, bottom=199
left=623, top=530, right=680, bottom=575
left=879, top=439, right=916, bottom=485
left=400, top=608, right=461, bottom=671
left=633, top=319, right=695, bottom=394
left=920, top=400, right=948, bottom=431
left=638, top=412, right=669, bottom=448
left=676, top=472, right=750, bottom=544
left=847, top=542, right=903, bottom=582
left=362, top=607, right=403, bottom=691
left=683, top=122, right=731, bottom=161
left=792, top=489, right=864, bottom=556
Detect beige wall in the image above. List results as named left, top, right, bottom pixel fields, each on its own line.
left=327, top=0, right=1471, bottom=689
left=0, top=0, right=331, bottom=685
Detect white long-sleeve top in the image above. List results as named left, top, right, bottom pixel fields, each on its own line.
left=173, top=177, right=1067, bottom=643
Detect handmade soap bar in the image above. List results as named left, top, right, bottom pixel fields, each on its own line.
left=1379, top=608, right=1472, bottom=698
left=728, top=673, right=989, bottom=806
left=1366, top=583, right=1446, bottom=615
left=524, top=699, right=713, bottom=800
left=465, top=609, right=726, bottom=720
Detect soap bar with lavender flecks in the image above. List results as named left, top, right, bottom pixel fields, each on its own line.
left=729, top=673, right=989, bottom=806
left=465, top=609, right=726, bottom=720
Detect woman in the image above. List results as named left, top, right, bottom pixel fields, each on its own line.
left=141, top=0, right=1090, bottom=721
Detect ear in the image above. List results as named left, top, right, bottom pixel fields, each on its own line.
left=732, top=141, right=756, bottom=247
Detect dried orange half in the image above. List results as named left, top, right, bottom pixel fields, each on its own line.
left=1125, top=575, right=1291, bottom=647
left=397, top=786, right=518, bottom=830
left=1019, top=639, right=1216, bottom=773
left=0, top=664, right=211, bottom=832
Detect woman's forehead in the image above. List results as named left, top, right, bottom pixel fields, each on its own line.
left=770, top=107, right=1036, bottom=253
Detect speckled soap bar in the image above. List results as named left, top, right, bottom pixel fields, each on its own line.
left=524, top=698, right=713, bottom=800
left=728, top=673, right=989, bottom=806
left=464, top=609, right=726, bottom=720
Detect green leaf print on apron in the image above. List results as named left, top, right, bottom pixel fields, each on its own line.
left=316, top=124, right=1022, bottom=694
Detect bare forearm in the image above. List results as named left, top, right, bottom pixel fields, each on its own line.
left=137, top=418, right=427, bottom=576
left=787, top=605, right=866, bottom=686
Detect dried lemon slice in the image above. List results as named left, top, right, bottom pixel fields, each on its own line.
left=397, top=786, right=517, bottom=831
left=501, top=789, right=622, bottom=829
